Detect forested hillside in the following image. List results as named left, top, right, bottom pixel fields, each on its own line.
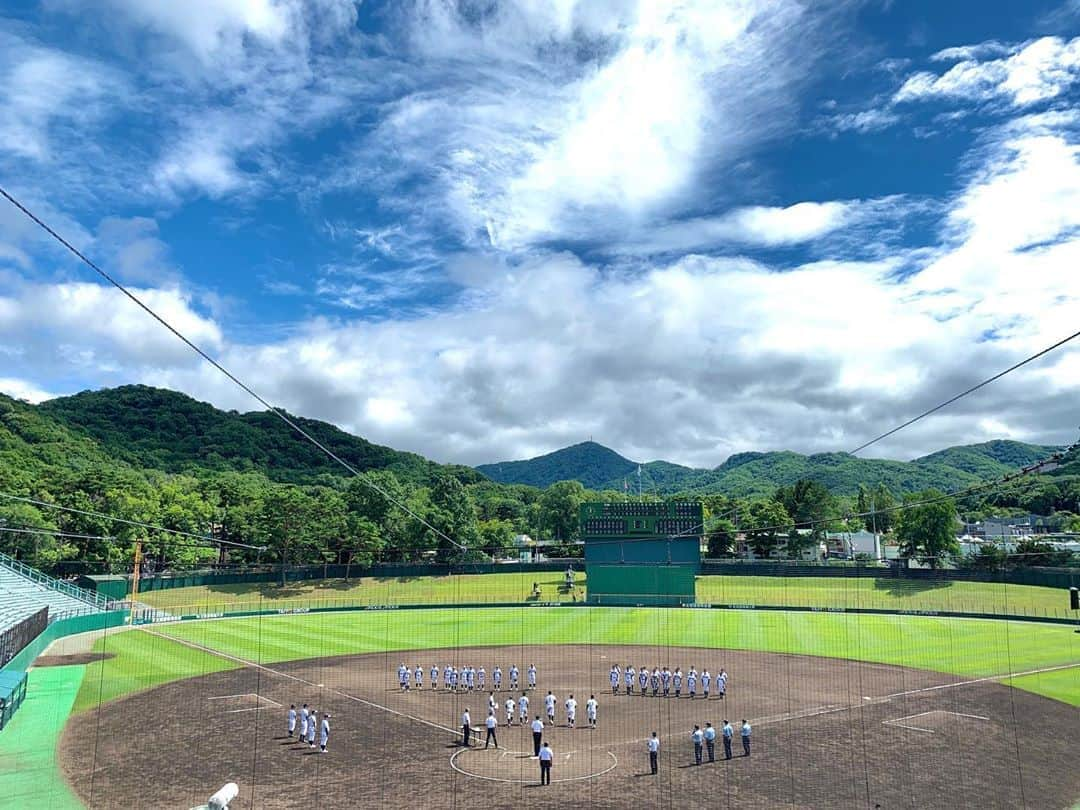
left=0, top=386, right=1076, bottom=576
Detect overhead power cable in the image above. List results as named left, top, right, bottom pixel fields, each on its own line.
left=0, top=185, right=467, bottom=552
left=848, top=329, right=1080, bottom=456
left=0, top=525, right=115, bottom=542
left=0, top=492, right=264, bottom=551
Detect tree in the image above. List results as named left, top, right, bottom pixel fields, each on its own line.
left=478, top=518, right=516, bottom=557
left=775, top=480, right=835, bottom=557
left=539, top=480, right=586, bottom=543
left=744, top=500, right=790, bottom=559
left=705, top=518, right=737, bottom=557
left=856, top=483, right=895, bottom=535
left=426, top=474, right=481, bottom=562
left=895, top=491, right=959, bottom=569
left=964, top=544, right=1007, bottom=571
left=1010, top=538, right=1075, bottom=568
left=257, top=486, right=319, bottom=585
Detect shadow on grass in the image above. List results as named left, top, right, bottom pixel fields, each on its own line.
left=871, top=577, right=954, bottom=598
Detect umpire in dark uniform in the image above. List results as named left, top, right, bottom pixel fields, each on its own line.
left=462, top=709, right=472, bottom=746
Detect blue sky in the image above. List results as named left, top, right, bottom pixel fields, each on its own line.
left=1, top=0, right=1079, bottom=467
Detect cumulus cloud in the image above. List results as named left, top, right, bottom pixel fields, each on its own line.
left=0, top=378, right=56, bottom=403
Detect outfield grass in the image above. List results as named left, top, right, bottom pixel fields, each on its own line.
left=1006, top=666, right=1080, bottom=706
left=135, top=572, right=1073, bottom=619
left=72, top=627, right=238, bottom=714
left=150, top=607, right=1080, bottom=701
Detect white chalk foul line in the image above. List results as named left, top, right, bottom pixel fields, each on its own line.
left=144, top=630, right=463, bottom=739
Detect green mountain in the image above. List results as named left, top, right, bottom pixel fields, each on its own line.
left=37, top=385, right=480, bottom=486
left=477, top=439, right=1062, bottom=497
left=477, top=441, right=640, bottom=490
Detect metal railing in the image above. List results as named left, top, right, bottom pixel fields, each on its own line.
left=0, top=551, right=110, bottom=611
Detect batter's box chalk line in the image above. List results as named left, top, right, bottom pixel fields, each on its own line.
left=882, top=710, right=993, bottom=734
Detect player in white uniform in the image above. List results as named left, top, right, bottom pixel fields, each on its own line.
left=430, top=664, right=438, bottom=689
left=718, top=669, right=728, bottom=699
left=287, top=704, right=297, bottom=738
left=450, top=667, right=460, bottom=692
left=545, top=691, right=557, bottom=724
left=610, top=665, right=620, bottom=694
left=319, top=714, right=330, bottom=753
left=586, top=695, right=598, bottom=728
left=509, top=665, right=520, bottom=690
left=673, top=668, right=683, bottom=697
left=299, top=704, right=309, bottom=740
left=444, top=665, right=452, bottom=691
left=518, top=693, right=530, bottom=724
left=414, top=665, right=423, bottom=690
left=307, top=709, right=318, bottom=747
left=527, top=664, right=537, bottom=690
left=488, top=692, right=497, bottom=715
left=465, top=666, right=475, bottom=691
left=625, top=665, right=635, bottom=694
left=701, top=669, right=711, bottom=698
left=493, top=666, right=503, bottom=691
left=687, top=668, right=697, bottom=698
left=505, top=697, right=515, bottom=726
left=638, top=666, right=649, bottom=695
left=565, top=694, right=577, bottom=728
left=398, top=663, right=409, bottom=691
left=477, top=667, right=486, bottom=690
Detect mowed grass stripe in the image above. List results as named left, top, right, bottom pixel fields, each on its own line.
left=1006, top=667, right=1080, bottom=706
left=137, top=573, right=1073, bottom=617
left=153, top=608, right=1080, bottom=684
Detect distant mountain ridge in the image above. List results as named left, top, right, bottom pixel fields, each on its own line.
left=475, top=439, right=1060, bottom=497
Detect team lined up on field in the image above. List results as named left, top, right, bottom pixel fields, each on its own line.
left=398, top=662, right=538, bottom=692
left=610, top=664, right=728, bottom=698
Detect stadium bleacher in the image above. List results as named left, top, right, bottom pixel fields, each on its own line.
left=0, top=553, right=109, bottom=633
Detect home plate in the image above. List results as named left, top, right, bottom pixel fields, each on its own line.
left=450, top=747, right=617, bottom=784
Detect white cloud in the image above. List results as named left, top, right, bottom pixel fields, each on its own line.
left=895, top=36, right=1080, bottom=107
left=332, top=0, right=835, bottom=250
left=829, top=108, right=900, bottom=134
left=615, top=200, right=870, bottom=255
left=0, top=32, right=125, bottom=162
left=0, top=377, right=56, bottom=403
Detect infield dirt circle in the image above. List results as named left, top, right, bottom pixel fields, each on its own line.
left=61, top=644, right=1079, bottom=809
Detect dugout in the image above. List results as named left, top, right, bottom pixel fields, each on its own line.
left=580, top=502, right=702, bottom=606
left=0, top=669, right=27, bottom=731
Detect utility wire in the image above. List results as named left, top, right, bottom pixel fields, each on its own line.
left=0, top=526, right=115, bottom=541
left=0, top=491, right=264, bottom=550
left=0, top=185, right=467, bottom=552
left=848, top=329, right=1080, bottom=456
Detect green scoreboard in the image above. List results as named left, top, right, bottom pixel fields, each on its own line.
left=580, top=502, right=702, bottom=606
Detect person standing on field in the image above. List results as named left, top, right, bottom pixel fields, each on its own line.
left=484, top=710, right=498, bottom=749
left=741, top=720, right=752, bottom=756
left=518, top=692, right=530, bottom=725
left=625, top=665, right=635, bottom=695
left=319, top=714, right=330, bottom=753
left=531, top=715, right=544, bottom=756
left=691, top=725, right=704, bottom=765
left=299, top=704, right=309, bottom=741
left=307, top=709, right=318, bottom=748
left=586, top=695, right=598, bottom=728
left=505, top=697, right=515, bottom=727
left=648, top=732, right=660, bottom=774
left=722, top=720, right=734, bottom=759
left=539, top=742, right=553, bottom=785
left=461, top=709, right=472, bottom=747
left=287, top=704, right=297, bottom=738
left=704, top=722, right=716, bottom=762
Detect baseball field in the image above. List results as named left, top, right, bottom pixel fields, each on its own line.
left=2, top=576, right=1078, bottom=809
